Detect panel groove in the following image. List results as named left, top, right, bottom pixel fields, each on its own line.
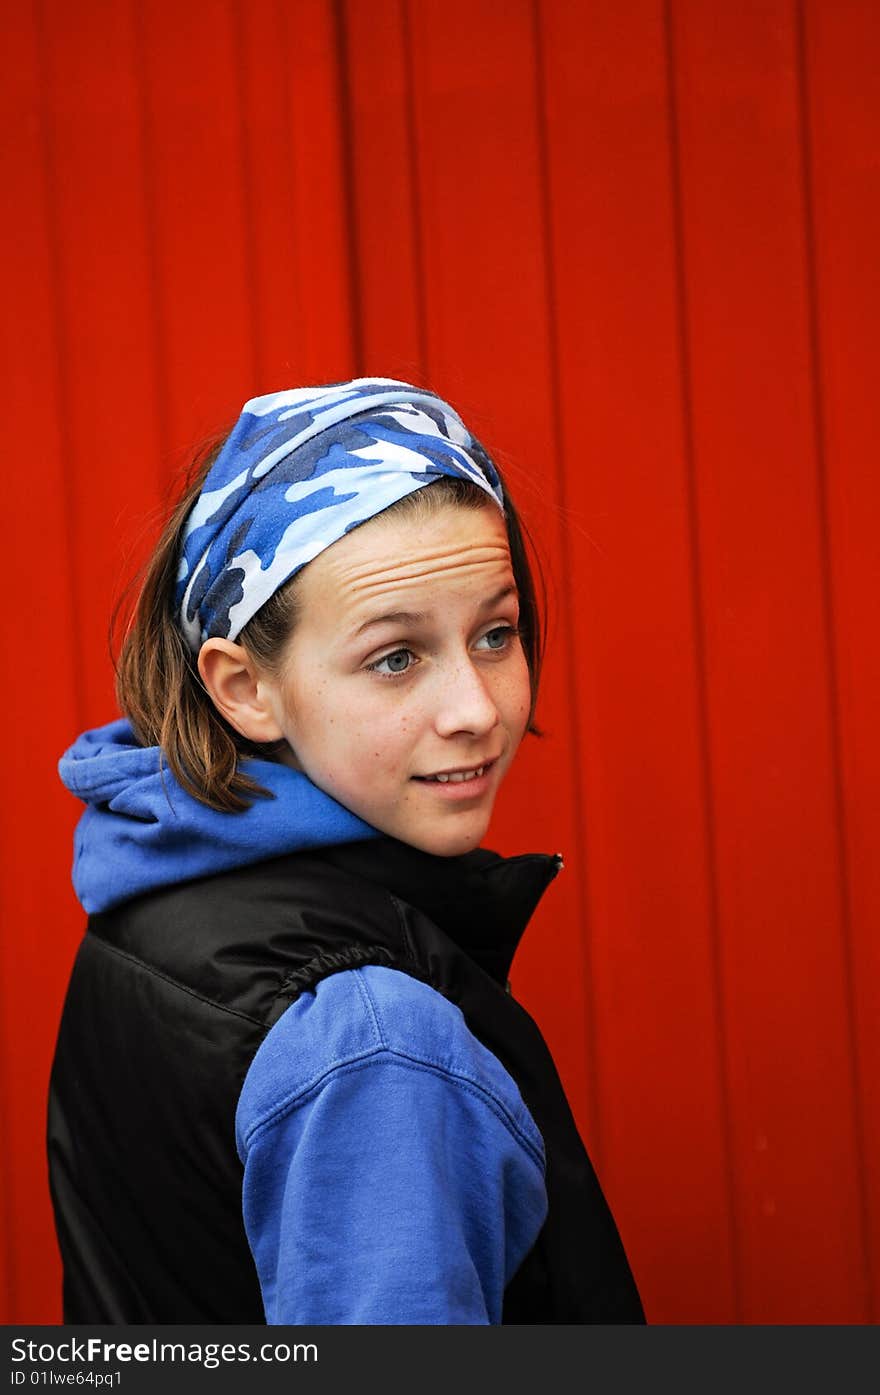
left=794, top=0, right=874, bottom=1320
left=276, top=0, right=305, bottom=372
left=400, top=0, right=429, bottom=381
left=333, top=0, right=364, bottom=374
left=530, top=0, right=601, bottom=1156
left=231, top=0, right=265, bottom=387
left=130, top=0, right=173, bottom=479
left=662, top=0, right=744, bottom=1324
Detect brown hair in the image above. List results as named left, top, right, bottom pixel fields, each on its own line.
left=114, top=437, right=546, bottom=813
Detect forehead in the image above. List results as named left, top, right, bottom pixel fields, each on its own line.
left=295, top=503, right=514, bottom=620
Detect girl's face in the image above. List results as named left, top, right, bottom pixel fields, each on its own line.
left=258, top=501, right=531, bottom=857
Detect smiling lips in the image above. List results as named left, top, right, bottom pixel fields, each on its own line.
left=415, top=759, right=497, bottom=784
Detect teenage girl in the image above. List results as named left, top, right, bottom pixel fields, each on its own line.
left=49, top=379, right=644, bottom=1325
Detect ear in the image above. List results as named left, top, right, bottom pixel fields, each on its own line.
left=197, top=638, right=285, bottom=744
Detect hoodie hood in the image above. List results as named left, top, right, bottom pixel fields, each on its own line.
left=59, top=718, right=378, bottom=914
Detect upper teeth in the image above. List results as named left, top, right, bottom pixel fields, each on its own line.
left=430, top=766, right=485, bottom=783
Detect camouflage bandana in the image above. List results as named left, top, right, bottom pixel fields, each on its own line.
left=175, top=378, right=505, bottom=654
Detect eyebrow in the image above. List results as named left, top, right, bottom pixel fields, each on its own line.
left=354, top=585, right=518, bottom=638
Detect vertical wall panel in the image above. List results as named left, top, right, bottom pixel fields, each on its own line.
left=233, top=0, right=303, bottom=388
left=669, top=0, right=868, bottom=1320
left=343, top=0, right=425, bottom=378
left=135, top=0, right=260, bottom=445
left=0, top=1, right=85, bottom=1323
left=36, top=0, right=166, bottom=728
left=232, top=0, right=357, bottom=389
left=280, top=0, right=357, bottom=381
left=538, top=0, right=737, bottom=1323
left=801, top=0, right=880, bottom=1318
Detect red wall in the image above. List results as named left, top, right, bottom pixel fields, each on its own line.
left=1, top=0, right=877, bottom=1324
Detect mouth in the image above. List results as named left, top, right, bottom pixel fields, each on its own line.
left=412, top=758, right=498, bottom=787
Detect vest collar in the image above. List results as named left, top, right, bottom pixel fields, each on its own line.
left=312, top=837, right=564, bottom=986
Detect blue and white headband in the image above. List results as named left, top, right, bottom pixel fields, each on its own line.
left=175, top=378, right=505, bottom=653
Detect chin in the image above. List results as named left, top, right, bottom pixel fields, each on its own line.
left=407, top=822, right=490, bottom=859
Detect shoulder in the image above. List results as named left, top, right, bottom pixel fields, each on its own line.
left=236, top=967, right=549, bottom=1324
left=236, top=965, right=544, bottom=1169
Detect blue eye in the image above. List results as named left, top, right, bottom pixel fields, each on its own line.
left=478, top=626, right=515, bottom=651
left=369, top=648, right=415, bottom=676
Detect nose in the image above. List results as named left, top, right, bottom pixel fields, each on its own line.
left=432, top=655, right=501, bottom=739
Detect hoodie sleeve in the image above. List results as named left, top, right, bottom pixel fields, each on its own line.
left=235, top=965, right=548, bottom=1325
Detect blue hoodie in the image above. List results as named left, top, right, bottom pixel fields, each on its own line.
left=58, top=720, right=548, bottom=1324
left=59, top=718, right=377, bottom=914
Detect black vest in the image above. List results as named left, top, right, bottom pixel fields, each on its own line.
left=48, top=836, right=645, bottom=1324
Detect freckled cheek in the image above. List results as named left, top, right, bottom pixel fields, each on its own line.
left=313, top=696, right=422, bottom=788
left=352, top=725, right=414, bottom=788
left=287, top=689, right=346, bottom=781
